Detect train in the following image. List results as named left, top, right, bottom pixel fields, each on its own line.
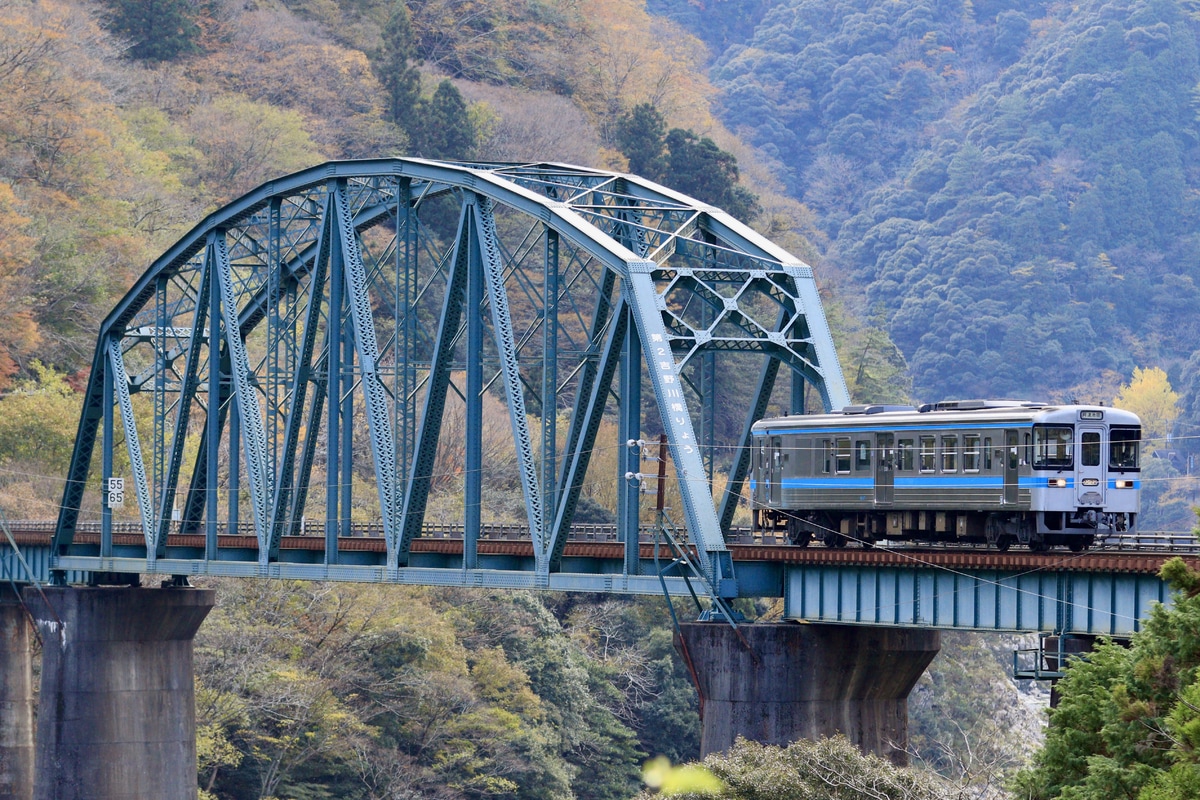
left=748, top=400, right=1141, bottom=551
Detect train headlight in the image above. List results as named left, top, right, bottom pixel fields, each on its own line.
left=1047, top=478, right=1067, bottom=488
left=1115, top=479, right=1134, bottom=489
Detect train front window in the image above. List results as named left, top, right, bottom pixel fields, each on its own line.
left=1033, top=425, right=1074, bottom=469
left=836, top=438, right=851, bottom=474
left=1110, top=427, right=1140, bottom=470
left=1081, top=432, right=1101, bottom=467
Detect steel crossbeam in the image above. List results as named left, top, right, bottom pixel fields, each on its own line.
left=51, top=160, right=849, bottom=597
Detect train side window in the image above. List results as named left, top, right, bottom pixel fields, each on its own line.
left=855, top=440, right=871, bottom=470
left=941, top=435, right=958, bottom=472
left=919, top=436, right=936, bottom=473
left=822, top=440, right=832, bottom=474
left=835, top=438, right=851, bottom=474
left=898, top=439, right=914, bottom=471
left=963, top=434, right=980, bottom=472
left=983, top=437, right=993, bottom=470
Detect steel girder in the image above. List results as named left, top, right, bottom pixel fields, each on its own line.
left=52, top=160, right=849, bottom=593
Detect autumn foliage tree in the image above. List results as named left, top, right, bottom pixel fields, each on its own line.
left=1114, top=366, right=1180, bottom=446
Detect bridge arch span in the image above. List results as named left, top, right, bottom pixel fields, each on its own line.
left=53, top=159, right=848, bottom=593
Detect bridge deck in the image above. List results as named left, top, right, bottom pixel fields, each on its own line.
left=4, top=523, right=1192, bottom=637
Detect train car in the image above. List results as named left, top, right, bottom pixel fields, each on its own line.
left=749, top=400, right=1141, bottom=551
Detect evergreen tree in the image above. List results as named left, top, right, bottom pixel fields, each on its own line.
left=408, top=80, right=475, bottom=160
left=616, top=103, right=668, bottom=180
left=1011, top=555, right=1200, bottom=799
left=664, top=128, right=760, bottom=220
left=102, top=0, right=201, bottom=62
left=377, top=2, right=422, bottom=127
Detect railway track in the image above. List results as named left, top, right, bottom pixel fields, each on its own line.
left=7, top=521, right=1196, bottom=574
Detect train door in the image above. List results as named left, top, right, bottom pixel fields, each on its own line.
left=875, top=432, right=894, bottom=506
left=768, top=436, right=783, bottom=507
left=1076, top=427, right=1106, bottom=506
left=1004, top=429, right=1019, bottom=504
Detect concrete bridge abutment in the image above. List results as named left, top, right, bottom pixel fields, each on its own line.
left=0, top=586, right=33, bottom=800
left=24, top=586, right=215, bottom=800
left=678, top=622, right=941, bottom=766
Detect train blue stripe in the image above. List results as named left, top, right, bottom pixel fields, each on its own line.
left=779, top=478, right=874, bottom=489
left=751, top=476, right=1137, bottom=490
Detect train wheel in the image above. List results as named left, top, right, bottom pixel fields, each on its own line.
left=996, top=535, right=1012, bottom=552
left=787, top=519, right=812, bottom=548
left=1067, top=535, right=1094, bottom=553
left=1030, top=538, right=1049, bottom=553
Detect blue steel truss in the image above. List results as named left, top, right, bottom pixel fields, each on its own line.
left=52, top=160, right=850, bottom=594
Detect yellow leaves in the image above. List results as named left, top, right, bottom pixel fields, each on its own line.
left=1114, top=366, right=1180, bottom=444
left=643, top=755, right=725, bottom=795
left=182, top=94, right=324, bottom=205
left=570, top=0, right=713, bottom=130
left=470, top=646, right=544, bottom=720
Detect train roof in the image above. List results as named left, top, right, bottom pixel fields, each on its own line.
left=751, top=401, right=1141, bottom=433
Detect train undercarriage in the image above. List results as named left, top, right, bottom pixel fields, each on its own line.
left=753, top=508, right=1135, bottom=552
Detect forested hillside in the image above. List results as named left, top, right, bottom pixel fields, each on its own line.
left=661, top=0, right=1200, bottom=422
left=646, top=0, right=1200, bottom=528
left=0, top=0, right=1116, bottom=797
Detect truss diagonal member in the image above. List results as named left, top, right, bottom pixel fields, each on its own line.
left=548, top=294, right=629, bottom=571
left=719, top=349, right=781, bottom=533
left=624, top=263, right=729, bottom=587
left=212, top=233, right=274, bottom=549
left=107, top=339, right=156, bottom=553
left=154, top=257, right=212, bottom=557
left=786, top=264, right=850, bottom=411
left=472, top=196, right=545, bottom=565
left=268, top=192, right=333, bottom=557
left=332, top=182, right=400, bottom=558
left=396, top=201, right=472, bottom=568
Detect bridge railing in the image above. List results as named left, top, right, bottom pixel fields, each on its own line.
left=10, top=520, right=1198, bottom=552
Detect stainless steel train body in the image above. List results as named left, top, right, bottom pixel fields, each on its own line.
left=749, top=401, right=1141, bottom=551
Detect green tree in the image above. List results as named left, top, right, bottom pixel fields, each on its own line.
left=377, top=2, right=423, bottom=126
left=102, top=0, right=202, bottom=61
left=407, top=80, right=475, bottom=160
left=663, top=128, right=760, bottom=220
left=616, top=103, right=668, bottom=180
left=0, top=362, right=81, bottom=473
left=1011, top=555, right=1200, bottom=799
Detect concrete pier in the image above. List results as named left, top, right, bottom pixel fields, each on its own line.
left=24, top=586, right=216, bottom=800
left=678, top=622, right=940, bottom=765
left=0, top=586, right=33, bottom=800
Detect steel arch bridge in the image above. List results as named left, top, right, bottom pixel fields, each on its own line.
left=51, top=159, right=849, bottom=599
